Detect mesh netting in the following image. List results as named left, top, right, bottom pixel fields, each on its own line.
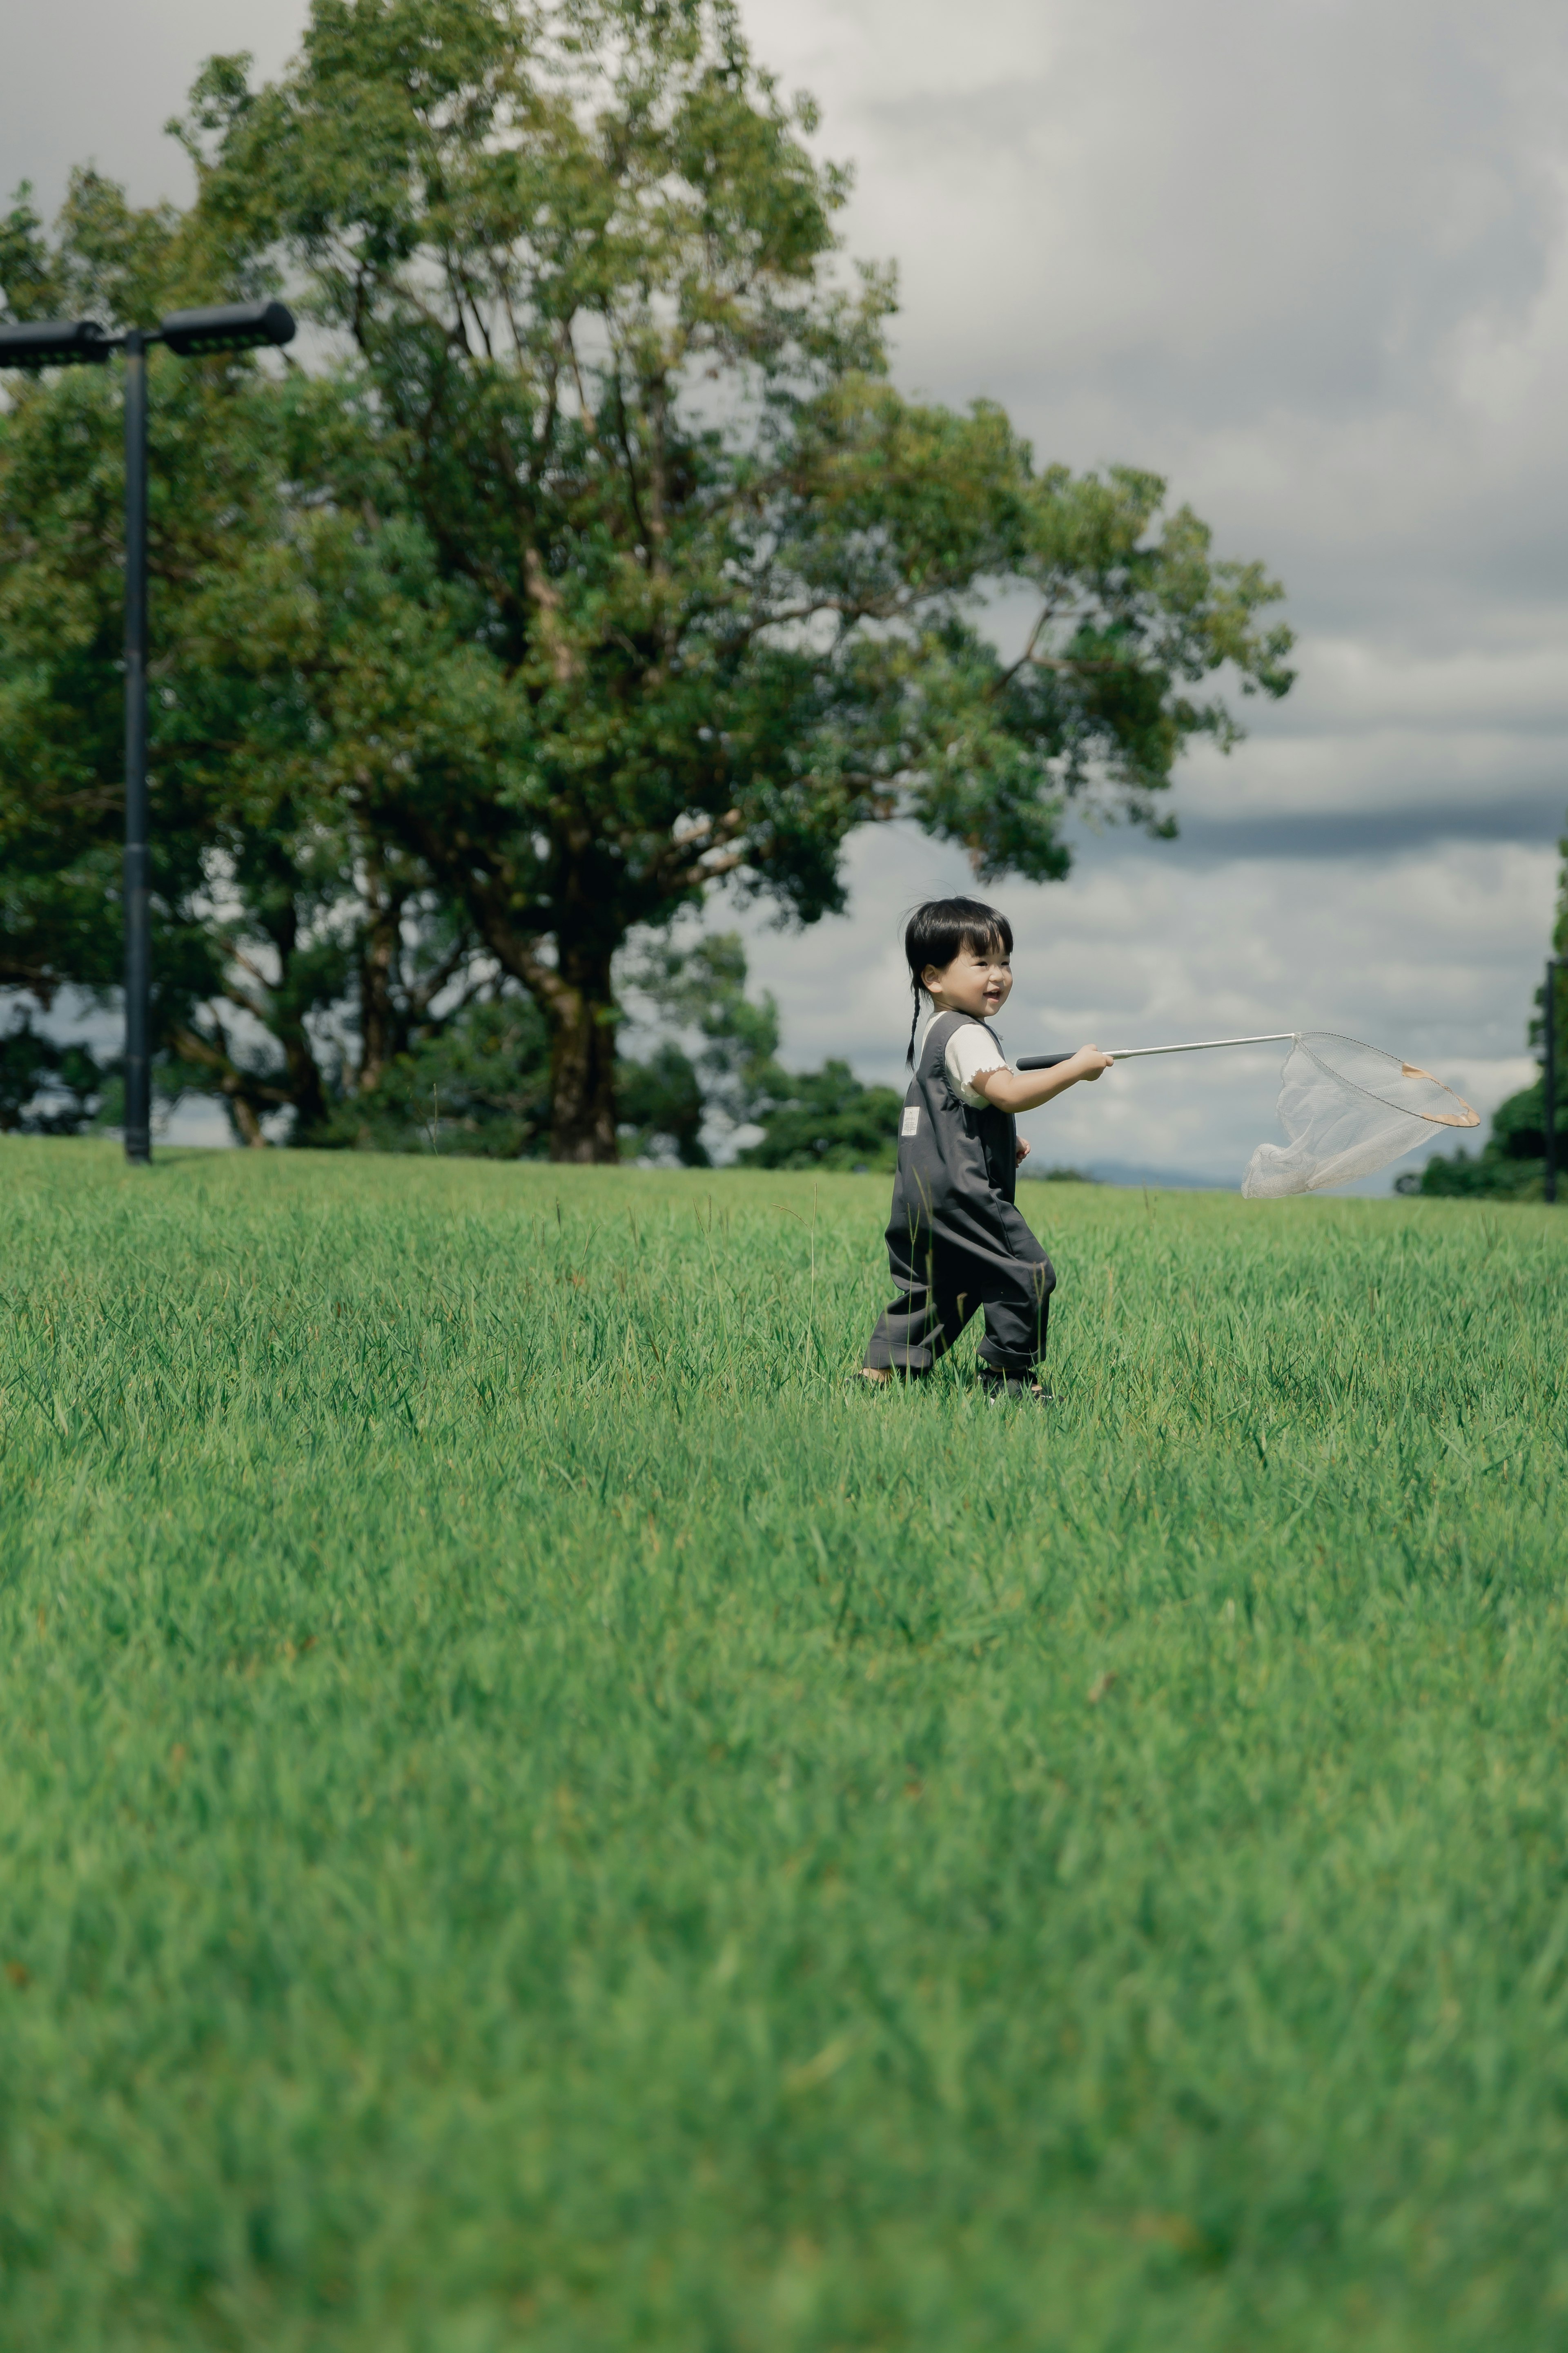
left=1241, top=1032, right=1479, bottom=1198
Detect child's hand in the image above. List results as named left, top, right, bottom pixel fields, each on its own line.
left=1016, top=1135, right=1031, bottom=1164
left=1074, top=1045, right=1114, bottom=1083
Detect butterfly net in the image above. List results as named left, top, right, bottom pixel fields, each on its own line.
left=1241, top=1031, right=1479, bottom=1198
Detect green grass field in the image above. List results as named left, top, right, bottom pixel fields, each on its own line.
left=1, top=1139, right=1565, bottom=2351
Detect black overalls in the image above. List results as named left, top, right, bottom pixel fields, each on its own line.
left=862, top=1010, right=1056, bottom=1378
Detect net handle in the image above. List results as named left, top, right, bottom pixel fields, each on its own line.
left=1016, top=1032, right=1297, bottom=1071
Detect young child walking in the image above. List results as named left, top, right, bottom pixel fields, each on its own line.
left=862, top=897, right=1113, bottom=1398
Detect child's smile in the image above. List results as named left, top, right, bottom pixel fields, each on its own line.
left=922, top=947, right=1013, bottom=1024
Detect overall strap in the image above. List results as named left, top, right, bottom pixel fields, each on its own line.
left=919, top=1010, right=1002, bottom=1079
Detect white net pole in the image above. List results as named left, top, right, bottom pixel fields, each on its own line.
left=1103, top=1032, right=1297, bottom=1061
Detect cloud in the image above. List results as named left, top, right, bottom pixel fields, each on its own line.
left=730, top=0, right=1567, bottom=1183
left=0, top=1, right=309, bottom=221
left=753, top=0, right=1568, bottom=423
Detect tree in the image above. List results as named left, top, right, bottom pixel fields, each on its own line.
left=737, top=1063, right=901, bottom=1172
left=289, top=924, right=898, bottom=1166
left=2, top=171, right=555, bottom=1147
left=617, top=931, right=903, bottom=1170
left=1403, top=830, right=1566, bottom=1200
left=176, top=0, right=1292, bottom=1159
left=0, top=1010, right=101, bottom=1134
left=617, top=929, right=777, bottom=1163
left=2, top=0, right=1293, bottom=1160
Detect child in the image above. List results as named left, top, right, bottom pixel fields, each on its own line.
left=862, top=897, right=1113, bottom=1399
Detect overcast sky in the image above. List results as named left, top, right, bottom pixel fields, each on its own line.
left=5, top=0, right=1565, bottom=1180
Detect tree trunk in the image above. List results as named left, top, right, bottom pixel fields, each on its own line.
left=229, top=1090, right=268, bottom=1148
left=280, top=1027, right=329, bottom=1134
left=548, top=939, right=619, bottom=1163
left=263, top=903, right=330, bottom=1136
left=390, top=809, right=624, bottom=1162
left=356, top=882, right=403, bottom=1095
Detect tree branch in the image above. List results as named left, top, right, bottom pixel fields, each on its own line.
left=405, top=930, right=474, bottom=1019
left=171, top=1022, right=290, bottom=1145
left=523, top=546, right=578, bottom=685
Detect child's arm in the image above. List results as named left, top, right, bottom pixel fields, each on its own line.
left=974, top=1045, right=1114, bottom=1115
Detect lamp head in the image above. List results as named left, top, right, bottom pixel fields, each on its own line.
left=0, top=318, right=112, bottom=369
left=157, top=300, right=296, bottom=358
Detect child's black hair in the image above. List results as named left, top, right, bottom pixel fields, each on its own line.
left=903, top=897, right=1013, bottom=1064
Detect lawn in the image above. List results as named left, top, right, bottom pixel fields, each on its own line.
left=0, top=1138, right=1564, bottom=2352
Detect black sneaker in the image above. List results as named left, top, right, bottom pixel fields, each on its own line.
left=979, top=1367, right=1054, bottom=1403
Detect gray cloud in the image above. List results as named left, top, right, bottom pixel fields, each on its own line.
left=1140, top=801, right=1563, bottom=861
left=1, top=2, right=308, bottom=220
left=731, top=0, right=1566, bottom=1185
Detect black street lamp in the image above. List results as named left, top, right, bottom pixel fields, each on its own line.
left=0, top=300, right=295, bottom=1162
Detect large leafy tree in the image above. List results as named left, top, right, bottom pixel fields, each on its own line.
left=2, top=0, right=1293, bottom=1160
left=181, top=0, right=1292, bottom=1159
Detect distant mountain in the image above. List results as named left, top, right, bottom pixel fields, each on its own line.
left=1020, top=1158, right=1235, bottom=1193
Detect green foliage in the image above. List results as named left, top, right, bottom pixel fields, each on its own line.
left=619, top=930, right=904, bottom=1169
left=0, top=1010, right=101, bottom=1132
left=1402, top=1071, right=1559, bottom=1200
left=298, top=932, right=787, bottom=1166
left=0, top=173, right=399, bottom=1142
left=0, top=1146, right=1564, bottom=2347
left=1, top=0, right=1292, bottom=1160
left=1405, top=857, right=1566, bottom=1199
left=0, top=187, right=59, bottom=325
left=738, top=1059, right=902, bottom=1170
left=624, top=932, right=782, bottom=1117
left=615, top=1040, right=709, bottom=1165
left=315, top=993, right=554, bottom=1156
left=616, top=928, right=780, bottom=1163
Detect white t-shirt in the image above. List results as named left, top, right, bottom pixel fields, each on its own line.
left=919, top=1011, right=1010, bottom=1108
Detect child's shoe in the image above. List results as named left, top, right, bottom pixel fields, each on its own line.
left=979, top=1366, right=1054, bottom=1403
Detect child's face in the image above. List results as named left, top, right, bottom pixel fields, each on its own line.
left=922, top=943, right=1013, bottom=1022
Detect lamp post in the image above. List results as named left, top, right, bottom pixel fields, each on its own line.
left=0, top=301, right=295, bottom=1161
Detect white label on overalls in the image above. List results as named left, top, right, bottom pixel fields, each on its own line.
left=901, top=1106, right=920, bottom=1136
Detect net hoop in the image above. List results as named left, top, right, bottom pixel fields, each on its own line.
left=1294, top=1032, right=1478, bottom=1129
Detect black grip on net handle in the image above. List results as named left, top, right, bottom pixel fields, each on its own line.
left=1015, top=1052, right=1073, bottom=1070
